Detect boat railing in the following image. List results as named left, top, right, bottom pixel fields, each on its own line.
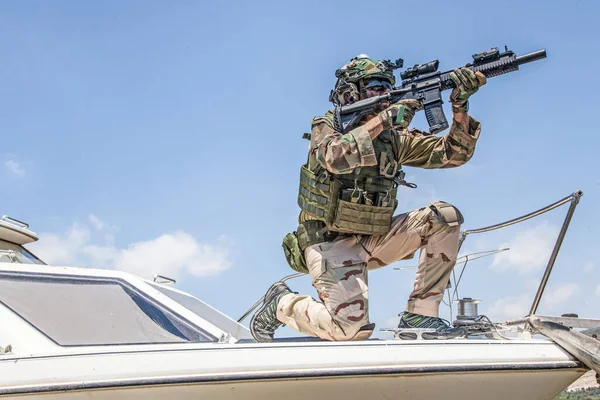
left=456, top=190, right=583, bottom=317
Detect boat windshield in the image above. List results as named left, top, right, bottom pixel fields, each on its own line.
left=20, top=246, right=46, bottom=265
left=0, top=272, right=217, bottom=346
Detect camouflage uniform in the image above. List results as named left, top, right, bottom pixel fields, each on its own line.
left=276, top=112, right=481, bottom=341
left=249, top=55, right=486, bottom=343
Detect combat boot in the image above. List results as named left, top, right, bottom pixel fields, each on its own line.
left=250, top=282, right=294, bottom=343
left=398, top=311, right=466, bottom=339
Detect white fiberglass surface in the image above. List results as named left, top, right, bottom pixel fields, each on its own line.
left=0, top=273, right=217, bottom=346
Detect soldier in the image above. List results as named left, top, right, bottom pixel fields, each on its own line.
left=250, top=55, right=487, bottom=342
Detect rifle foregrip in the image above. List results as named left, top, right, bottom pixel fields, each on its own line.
left=424, top=102, right=448, bottom=134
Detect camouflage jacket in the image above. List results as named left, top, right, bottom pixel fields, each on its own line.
left=299, top=110, right=481, bottom=223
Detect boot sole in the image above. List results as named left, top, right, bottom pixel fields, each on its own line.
left=249, top=282, right=289, bottom=343
left=249, top=301, right=273, bottom=343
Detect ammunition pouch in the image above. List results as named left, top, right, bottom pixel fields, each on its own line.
left=330, top=188, right=396, bottom=235
left=297, top=165, right=340, bottom=223
left=297, top=165, right=398, bottom=236
left=282, top=232, right=308, bottom=274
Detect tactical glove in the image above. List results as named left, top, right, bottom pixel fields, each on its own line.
left=449, top=67, right=487, bottom=113
left=379, top=99, right=423, bottom=130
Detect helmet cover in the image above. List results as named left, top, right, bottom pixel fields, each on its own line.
left=329, top=55, right=396, bottom=105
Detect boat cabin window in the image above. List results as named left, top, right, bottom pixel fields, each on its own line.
left=0, top=240, right=45, bottom=265
left=0, top=273, right=217, bottom=345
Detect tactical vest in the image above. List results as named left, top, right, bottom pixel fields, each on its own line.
left=298, top=126, right=409, bottom=238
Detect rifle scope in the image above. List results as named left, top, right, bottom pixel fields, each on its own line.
left=400, top=60, right=440, bottom=80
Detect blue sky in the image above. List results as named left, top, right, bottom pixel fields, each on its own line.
left=2, top=0, right=599, bottom=337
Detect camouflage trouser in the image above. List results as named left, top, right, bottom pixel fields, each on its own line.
left=277, top=203, right=461, bottom=341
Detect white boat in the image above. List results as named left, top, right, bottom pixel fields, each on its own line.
left=0, top=192, right=597, bottom=400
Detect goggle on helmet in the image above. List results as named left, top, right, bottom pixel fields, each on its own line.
left=329, top=54, right=398, bottom=105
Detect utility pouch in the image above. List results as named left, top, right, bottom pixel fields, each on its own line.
left=282, top=232, right=308, bottom=274
left=296, top=220, right=330, bottom=250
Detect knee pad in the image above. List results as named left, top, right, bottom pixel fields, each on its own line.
left=429, top=201, right=464, bottom=227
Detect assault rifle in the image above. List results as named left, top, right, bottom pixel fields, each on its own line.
left=335, top=46, right=547, bottom=134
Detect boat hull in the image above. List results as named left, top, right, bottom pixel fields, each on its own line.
left=0, top=339, right=587, bottom=400
left=0, top=368, right=586, bottom=400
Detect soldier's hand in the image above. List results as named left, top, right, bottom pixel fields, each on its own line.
left=449, top=67, right=486, bottom=112
left=379, top=99, right=423, bottom=130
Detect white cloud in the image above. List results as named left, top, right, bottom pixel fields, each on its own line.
left=113, top=233, right=231, bottom=279
left=485, top=294, right=531, bottom=322
left=30, top=225, right=90, bottom=265
left=490, top=223, right=558, bottom=275
left=82, top=243, right=120, bottom=265
left=88, top=214, right=104, bottom=231
left=27, top=219, right=232, bottom=280
left=584, top=262, right=595, bottom=274
left=100, top=234, right=114, bottom=246
left=596, top=286, right=600, bottom=297
left=4, top=160, right=26, bottom=178
left=541, top=283, right=580, bottom=308
left=484, top=284, right=581, bottom=322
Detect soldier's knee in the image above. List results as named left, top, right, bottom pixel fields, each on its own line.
left=429, top=201, right=464, bottom=228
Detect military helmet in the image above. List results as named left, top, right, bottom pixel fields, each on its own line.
left=329, top=54, right=397, bottom=105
